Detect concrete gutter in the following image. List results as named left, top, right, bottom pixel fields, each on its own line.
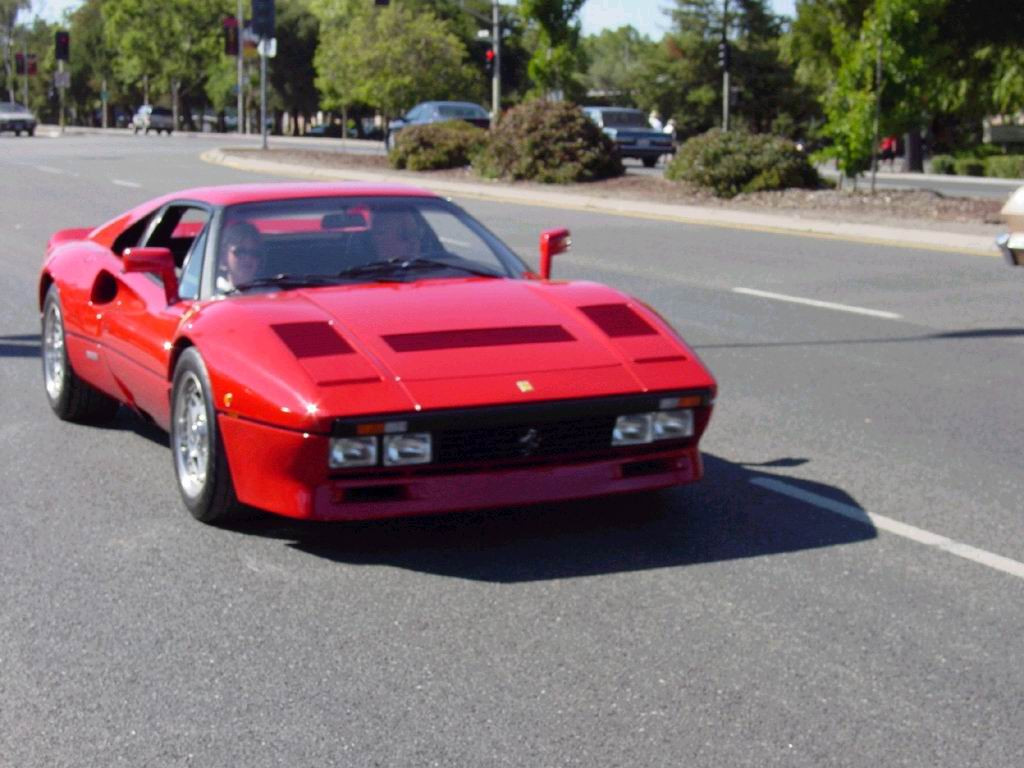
left=202, top=148, right=1001, bottom=258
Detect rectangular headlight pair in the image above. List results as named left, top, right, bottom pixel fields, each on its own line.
left=612, top=409, right=694, bottom=446
left=329, top=433, right=432, bottom=468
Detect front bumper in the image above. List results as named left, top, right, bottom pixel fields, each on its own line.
left=219, top=410, right=708, bottom=521
left=0, top=118, right=35, bottom=133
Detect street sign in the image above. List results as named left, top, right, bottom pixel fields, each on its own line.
left=257, top=37, right=277, bottom=58
left=54, top=71, right=70, bottom=89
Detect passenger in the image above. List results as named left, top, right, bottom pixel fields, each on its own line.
left=216, top=220, right=265, bottom=292
left=368, top=208, right=425, bottom=261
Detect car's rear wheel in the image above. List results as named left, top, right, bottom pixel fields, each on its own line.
left=642, top=156, right=658, bottom=168
left=171, top=347, right=244, bottom=525
left=41, top=285, right=120, bottom=423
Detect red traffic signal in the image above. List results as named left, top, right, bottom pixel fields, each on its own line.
left=55, top=30, right=69, bottom=61
left=485, top=47, right=495, bottom=76
left=27, top=53, right=37, bottom=75
left=223, top=15, right=239, bottom=56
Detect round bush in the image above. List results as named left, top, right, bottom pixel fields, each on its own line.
left=665, top=129, right=819, bottom=197
left=953, top=157, right=985, bottom=177
left=984, top=155, right=1024, bottom=179
left=388, top=121, right=488, bottom=171
left=930, top=154, right=956, bottom=174
left=474, top=100, right=623, bottom=184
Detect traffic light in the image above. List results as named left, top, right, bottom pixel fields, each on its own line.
left=224, top=15, right=239, bottom=56
left=251, top=0, right=275, bottom=39
left=485, top=47, right=495, bottom=77
left=15, top=53, right=24, bottom=75
left=55, top=30, right=69, bottom=61
left=717, top=41, right=731, bottom=71
left=27, top=54, right=37, bottom=75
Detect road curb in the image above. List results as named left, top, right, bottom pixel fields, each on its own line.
left=201, top=148, right=1001, bottom=258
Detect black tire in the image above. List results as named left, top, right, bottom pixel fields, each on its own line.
left=170, top=347, right=244, bottom=525
left=27, top=127, right=34, bottom=136
left=642, top=156, right=658, bottom=168
left=41, top=285, right=120, bottom=423
left=14, top=129, right=21, bottom=137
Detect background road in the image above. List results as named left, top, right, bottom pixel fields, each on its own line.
left=2, top=133, right=1023, bottom=767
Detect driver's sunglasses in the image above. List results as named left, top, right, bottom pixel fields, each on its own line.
left=231, top=244, right=261, bottom=260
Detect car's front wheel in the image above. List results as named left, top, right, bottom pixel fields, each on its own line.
left=171, top=347, right=244, bottom=525
left=642, top=156, right=658, bottom=168
left=41, top=285, right=120, bottom=423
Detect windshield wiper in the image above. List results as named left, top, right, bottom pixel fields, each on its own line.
left=336, top=257, right=502, bottom=280
left=228, top=273, right=343, bottom=292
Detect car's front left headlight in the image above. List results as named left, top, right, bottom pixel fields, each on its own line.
left=612, top=409, right=694, bottom=446
left=382, top=433, right=432, bottom=466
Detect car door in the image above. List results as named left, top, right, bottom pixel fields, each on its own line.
left=98, top=203, right=212, bottom=426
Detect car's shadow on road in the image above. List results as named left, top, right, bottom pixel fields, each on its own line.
left=236, top=453, right=876, bottom=583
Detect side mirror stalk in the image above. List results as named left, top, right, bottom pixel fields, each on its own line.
left=538, top=228, right=571, bottom=279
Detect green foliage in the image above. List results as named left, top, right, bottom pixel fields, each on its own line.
left=474, top=99, right=623, bottom=183
left=953, top=157, right=985, bottom=176
left=388, top=121, right=488, bottom=171
left=581, top=26, right=657, bottom=107
left=666, top=128, right=819, bottom=197
left=314, top=3, right=478, bottom=117
left=984, top=155, right=1024, bottom=179
left=520, top=0, right=587, bottom=99
left=930, top=154, right=956, bottom=174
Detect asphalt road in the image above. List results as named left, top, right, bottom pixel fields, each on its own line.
left=2, top=133, right=1023, bottom=767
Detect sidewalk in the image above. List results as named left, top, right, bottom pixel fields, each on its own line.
left=202, top=148, right=1004, bottom=258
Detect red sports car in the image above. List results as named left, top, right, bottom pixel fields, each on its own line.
left=39, top=183, right=716, bottom=524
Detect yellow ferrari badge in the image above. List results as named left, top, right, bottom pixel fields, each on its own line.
left=516, top=380, right=534, bottom=393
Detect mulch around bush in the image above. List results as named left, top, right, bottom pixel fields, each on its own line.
left=224, top=148, right=1008, bottom=234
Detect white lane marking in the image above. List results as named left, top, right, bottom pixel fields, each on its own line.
left=35, top=165, right=62, bottom=174
left=733, top=287, right=902, bottom=320
left=751, top=477, right=1024, bottom=580
left=112, top=179, right=142, bottom=188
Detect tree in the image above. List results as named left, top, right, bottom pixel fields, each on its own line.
left=270, top=0, right=319, bottom=134
left=314, top=3, right=477, bottom=121
left=1, top=0, right=30, bottom=101
left=103, top=0, right=228, bottom=127
left=581, top=25, right=657, bottom=106
left=519, top=0, right=587, bottom=100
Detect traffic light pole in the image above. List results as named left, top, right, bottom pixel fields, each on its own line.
left=260, top=45, right=268, bottom=150
left=22, top=38, right=28, bottom=106
left=58, top=59, right=64, bottom=134
left=491, top=0, right=500, bottom=125
left=721, top=0, right=729, bottom=133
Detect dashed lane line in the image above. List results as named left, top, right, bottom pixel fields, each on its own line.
left=733, top=287, right=903, bottom=320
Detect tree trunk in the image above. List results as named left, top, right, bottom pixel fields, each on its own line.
left=903, top=130, right=923, bottom=172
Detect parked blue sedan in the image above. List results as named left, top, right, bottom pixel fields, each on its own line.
left=386, top=101, right=490, bottom=150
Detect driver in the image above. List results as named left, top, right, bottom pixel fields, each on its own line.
left=216, top=220, right=265, bottom=293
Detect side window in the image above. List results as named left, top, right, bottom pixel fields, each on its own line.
left=177, top=226, right=207, bottom=300
left=145, top=205, right=211, bottom=267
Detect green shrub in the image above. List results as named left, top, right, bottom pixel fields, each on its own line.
left=665, top=129, right=819, bottom=197
left=984, top=154, right=1024, bottom=179
left=388, top=121, right=488, bottom=171
left=931, top=154, right=956, bottom=174
left=474, top=100, right=623, bottom=184
left=953, top=157, right=985, bottom=176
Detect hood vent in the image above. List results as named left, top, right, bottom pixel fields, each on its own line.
left=579, top=303, right=657, bottom=337
left=383, top=325, right=575, bottom=352
left=272, top=322, right=354, bottom=358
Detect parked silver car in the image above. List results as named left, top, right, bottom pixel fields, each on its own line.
left=0, top=101, right=36, bottom=136
left=997, top=185, right=1024, bottom=266
left=131, top=105, right=174, bottom=135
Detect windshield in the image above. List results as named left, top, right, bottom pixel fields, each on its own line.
left=215, top=196, right=527, bottom=295
left=0, top=102, right=25, bottom=113
left=600, top=110, right=649, bottom=128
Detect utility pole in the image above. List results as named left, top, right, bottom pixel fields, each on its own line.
left=720, top=0, right=730, bottom=132
left=237, top=0, right=244, bottom=134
